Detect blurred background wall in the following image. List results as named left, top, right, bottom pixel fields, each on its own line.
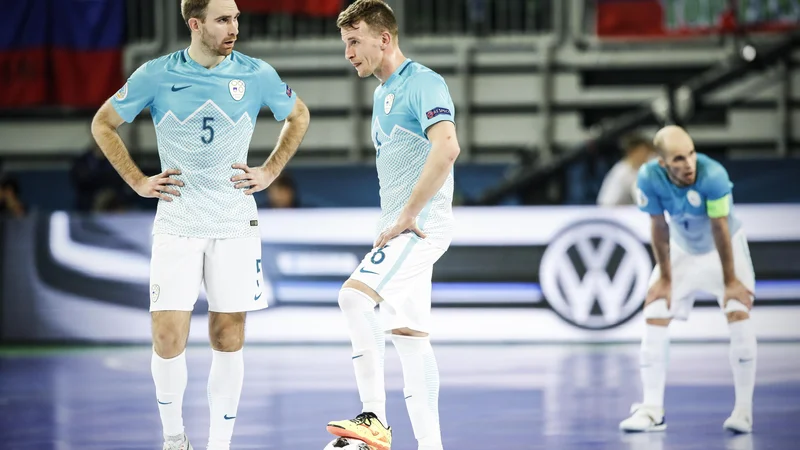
left=1, top=0, right=799, bottom=343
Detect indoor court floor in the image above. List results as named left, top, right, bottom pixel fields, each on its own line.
left=1, top=342, right=799, bottom=450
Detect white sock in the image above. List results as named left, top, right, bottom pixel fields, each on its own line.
left=728, top=319, right=757, bottom=413
left=151, top=349, right=188, bottom=438
left=640, top=324, right=670, bottom=408
left=207, top=348, right=244, bottom=450
left=392, top=335, right=442, bottom=450
left=338, top=288, right=387, bottom=427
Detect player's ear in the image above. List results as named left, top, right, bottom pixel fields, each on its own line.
left=381, top=31, right=391, bottom=48
left=187, top=17, right=201, bottom=32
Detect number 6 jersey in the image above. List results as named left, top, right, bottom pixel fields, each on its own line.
left=111, top=49, right=297, bottom=239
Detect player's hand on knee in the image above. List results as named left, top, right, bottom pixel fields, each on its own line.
left=724, top=279, right=754, bottom=310
left=231, top=163, right=276, bottom=195
left=133, top=169, right=183, bottom=202
left=646, top=277, right=672, bottom=309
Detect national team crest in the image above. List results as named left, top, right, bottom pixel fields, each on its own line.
left=687, top=189, right=702, bottom=207
left=229, top=79, right=246, bottom=101
left=384, top=93, right=395, bottom=114
left=115, top=83, right=128, bottom=101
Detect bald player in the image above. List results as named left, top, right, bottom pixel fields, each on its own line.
left=619, top=126, right=757, bottom=434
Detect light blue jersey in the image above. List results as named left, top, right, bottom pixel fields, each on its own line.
left=111, top=49, right=297, bottom=239
left=372, top=59, right=456, bottom=250
left=636, top=153, right=742, bottom=254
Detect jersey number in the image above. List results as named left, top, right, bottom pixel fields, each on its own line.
left=201, top=117, right=215, bottom=144
left=370, top=244, right=390, bottom=265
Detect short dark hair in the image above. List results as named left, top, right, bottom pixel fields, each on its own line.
left=181, top=0, right=212, bottom=24
left=336, top=0, right=399, bottom=38
left=619, top=133, right=654, bottom=155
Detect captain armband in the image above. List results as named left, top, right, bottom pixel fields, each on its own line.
left=706, top=194, right=731, bottom=218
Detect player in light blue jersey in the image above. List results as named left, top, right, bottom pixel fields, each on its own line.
left=620, top=126, right=757, bottom=434
left=90, top=1, right=309, bottom=449
left=325, top=2, right=460, bottom=450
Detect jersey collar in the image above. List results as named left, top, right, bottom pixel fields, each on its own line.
left=182, top=48, right=233, bottom=72
left=382, top=59, right=412, bottom=88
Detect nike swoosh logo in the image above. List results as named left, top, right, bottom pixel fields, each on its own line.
left=352, top=354, right=363, bottom=360
left=360, top=267, right=379, bottom=275
left=157, top=400, right=172, bottom=405
left=224, top=414, right=236, bottom=420
left=171, top=85, right=191, bottom=92
left=254, top=292, right=262, bottom=300
left=739, top=358, right=753, bottom=363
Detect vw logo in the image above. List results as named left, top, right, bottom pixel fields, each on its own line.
left=539, top=220, right=652, bottom=330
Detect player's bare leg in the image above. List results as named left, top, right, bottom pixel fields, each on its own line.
left=391, top=327, right=443, bottom=450
left=206, top=312, right=246, bottom=450
left=620, top=299, right=670, bottom=432
left=723, top=305, right=757, bottom=433
left=327, top=279, right=392, bottom=450
left=152, top=311, right=194, bottom=450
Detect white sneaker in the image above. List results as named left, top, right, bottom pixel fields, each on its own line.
left=163, top=433, right=193, bottom=450
left=723, top=409, right=753, bottom=434
left=619, top=403, right=667, bottom=432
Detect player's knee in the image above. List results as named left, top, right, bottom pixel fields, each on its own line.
left=726, top=310, right=750, bottom=323
left=152, top=329, right=186, bottom=358
left=391, top=327, right=428, bottom=337
left=338, top=287, right=377, bottom=312
left=210, top=327, right=244, bottom=352
left=724, top=299, right=750, bottom=321
left=643, top=299, right=672, bottom=326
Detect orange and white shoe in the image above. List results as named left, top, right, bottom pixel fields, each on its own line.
left=327, top=412, right=392, bottom=450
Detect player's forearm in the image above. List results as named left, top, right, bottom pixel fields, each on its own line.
left=402, top=141, right=460, bottom=218
left=262, top=105, right=310, bottom=175
left=711, top=217, right=737, bottom=285
left=651, top=219, right=672, bottom=281
left=90, top=121, right=145, bottom=189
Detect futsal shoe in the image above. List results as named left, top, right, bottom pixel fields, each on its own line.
left=723, top=409, right=753, bottom=434
left=619, top=404, right=667, bottom=432
left=327, top=412, right=392, bottom=450
left=162, top=433, right=193, bottom=450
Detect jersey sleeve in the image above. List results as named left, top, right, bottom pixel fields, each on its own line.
left=409, top=73, right=455, bottom=137
left=257, top=60, right=297, bottom=121
left=110, top=62, right=157, bottom=123
left=635, top=167, right=665, bottom=215
left=702, top=164, right=734, bottom=218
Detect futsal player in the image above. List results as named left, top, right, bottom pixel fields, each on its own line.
left=325, top=1, right=461, bottom=449
left=90, top=1, right=310, bottom=448
left=620, top=126, right=757, bottom=434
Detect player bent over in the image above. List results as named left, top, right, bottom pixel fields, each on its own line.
left=620, top=126, right=756, bottom=434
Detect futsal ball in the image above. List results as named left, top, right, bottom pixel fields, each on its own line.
left=323, top=437, right=370, bottom=449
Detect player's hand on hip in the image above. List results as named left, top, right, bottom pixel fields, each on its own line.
left=133, top=169, right=183, bottom=202
left=231, top=163, right=277, bottom=195
left=724, top=279, right=754, bottom=310
left=646, top=277, right=672, bottom=309
left=374, top=212, right=426, bottom=249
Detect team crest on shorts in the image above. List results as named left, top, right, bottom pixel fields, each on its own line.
left=687, top=189, right=702, bottom=207
left=229, top=79, right=246, bottom=101
left=384, top=93, right=395, bottom=114
left=150, top=284, right=161, bottom=303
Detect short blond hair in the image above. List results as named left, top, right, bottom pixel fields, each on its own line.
left=336, top=0, right=398, bottom=38
left=181, top=0, right=212, bottom=24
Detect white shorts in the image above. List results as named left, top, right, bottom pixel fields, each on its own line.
left=649, top=229, right=755, bottom=320
left=149, top=234, right=269, bottom=313
left=349, top=233, right=446, bottom=333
